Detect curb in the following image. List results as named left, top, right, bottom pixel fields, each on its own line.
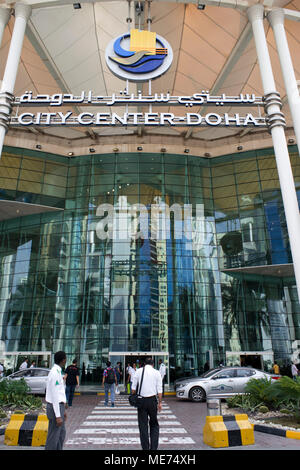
left=253, top=423, right=300, bottom=440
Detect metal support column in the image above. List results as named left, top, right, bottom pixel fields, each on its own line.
left=267, top=8, right=300, bottom=155
left=0, top=3, right=31, bottom=158
left=248, top=4, right=300, bottom=303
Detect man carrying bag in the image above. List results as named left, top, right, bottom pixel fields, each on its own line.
left=130, top=357, right=162, bottom=451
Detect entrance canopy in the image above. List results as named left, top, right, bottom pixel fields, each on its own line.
left=0, top=0, right=299, bottom=156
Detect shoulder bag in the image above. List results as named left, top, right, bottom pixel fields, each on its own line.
left=128, top=366, right=145, bottom=408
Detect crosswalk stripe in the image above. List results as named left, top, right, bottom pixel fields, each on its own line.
left=65, top=398, right=196, bottom=447
left=91, top=410, right=172, bottom=414
left=94, top=406, right=170, bottom=410
left=81, top=420, right=182, bottom=426
left=66, top=437, right=195, bottom=445
left=74, top=428, right=187, bottom=434
left=85, top=414, right=177, bottom=420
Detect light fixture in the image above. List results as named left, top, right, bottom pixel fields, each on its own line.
left=68, top=152, right=74, bottom=156
left=73, top=3, right=81, bottom=9
left=197, top=2, right=205, bottom=10
left=288, top=138, right=295, bottom=144
left=113, top=148, right=119, bottom=153
left=36, top=144, right=42, bottom=150
left=184, top=149, right=189, bottom=153
left=137, top=146, right=143, bottom=151
left=161, top=148, right=166, bottom=153
left=237, top=145, right=243, bottom=151
left=89, top=148, right=95, bottom=153
left=204, top=152, right=211, bottom=157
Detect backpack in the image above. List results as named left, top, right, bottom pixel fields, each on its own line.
left=105, top=367, right=115, bottom=384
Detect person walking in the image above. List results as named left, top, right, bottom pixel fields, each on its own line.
left=129, top=363, right=137, bottom=393
left=158, top=359, right=166, bottom=397
left=131, top=357, right=162, bottom=451
left=45, top=351, right=67, bottom=450
left=291, top=362, right=299, bottom=380
left=64, top=359, right=80, bottom=407
left=19, top=358, right=28, bottom=370
left=102, top=361, right=118, bottom=407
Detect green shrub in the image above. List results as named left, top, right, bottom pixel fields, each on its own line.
left=258, top=405, right=269, bottom=413
left=0, top=378, right=42, bottom=410
left=269, top=376, right=300, bottom=421
left=244, top=377, right=275, bottom=407
left=280, top=408, right=292, bottom=414
left=226, top=394, right=263, bottom=413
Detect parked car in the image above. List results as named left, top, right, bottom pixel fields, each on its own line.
left=175, top=367, right=280, bottom=402
left=2, top=367, right=50, bottom=395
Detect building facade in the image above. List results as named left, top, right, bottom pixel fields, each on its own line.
left=0, top=144, right=299, bottom=386
left=0, top=0, right=300, bottom=387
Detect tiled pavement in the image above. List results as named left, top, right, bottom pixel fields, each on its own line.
left=1, top=394, right=300, bottom=451
left=64, top=395, right=195, bottom=448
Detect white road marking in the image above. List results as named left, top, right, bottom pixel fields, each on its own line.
left=65, top=397, right=195, bottom=446
left=66, top=437, right=195, bottom=445
left=91, top=410, right=172, bottom=414
left=81, top=420, right=182, bottom=426
left=85, top=414, right=177, bottom=420
left=74, top=427, right=187, bottom=434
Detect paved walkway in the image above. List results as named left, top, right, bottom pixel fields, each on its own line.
left=1, top=395, right=300, bottom=451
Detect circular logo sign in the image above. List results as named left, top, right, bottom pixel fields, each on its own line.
left=105, top=30, right=173, bottom=82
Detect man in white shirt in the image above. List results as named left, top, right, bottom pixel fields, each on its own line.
left=19, top=358, right=28, bottom=370
left=131, top=357, right=162, bottom=450
left=159, top=359, right=166, bottom=397
left=45, top=351, right=67, bottom=450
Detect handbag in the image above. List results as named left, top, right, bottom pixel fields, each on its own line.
left=128, top=366, right=145, bottom=408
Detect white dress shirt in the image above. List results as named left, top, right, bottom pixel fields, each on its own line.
left=19, top=361, right=28, bottom=370
left=130, top=368, right=137, bottom=383
left=132, top=365, right=162, bottom=397
left=159, top=363, right=166, bottom=379
left=45, top=364, right=66, bottom=418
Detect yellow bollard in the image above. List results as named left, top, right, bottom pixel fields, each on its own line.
left=5, top=413, right=49, bottom=447
left=203, top=414, right=255, bottom=448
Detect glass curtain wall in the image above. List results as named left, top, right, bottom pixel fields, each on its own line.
left=0, top=147, right=299, bottom=381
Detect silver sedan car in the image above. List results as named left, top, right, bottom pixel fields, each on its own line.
left=175, top=367, right=280, bottom=402
left=4, top=367, right=50, bottom=394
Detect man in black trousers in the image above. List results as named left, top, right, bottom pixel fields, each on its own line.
left=131, top=357, right=163, bottom=450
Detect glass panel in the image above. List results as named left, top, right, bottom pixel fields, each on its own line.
left=0, top=149, right=299, bottom=385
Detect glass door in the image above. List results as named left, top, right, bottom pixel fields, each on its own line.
left=109, top=351, right=169, bottom=390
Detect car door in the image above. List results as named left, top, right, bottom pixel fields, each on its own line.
left=29, top=369, right=49, bottom=393
left=234, top=368, right=256, bottom=393
left=208, top=369, right=235, bottom=397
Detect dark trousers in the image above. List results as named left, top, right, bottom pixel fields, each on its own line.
left=45, top=403, right=66, bottom=450
left=66, top=384, right=76, bottom=406
left=137, top=396, right=159, bottom=450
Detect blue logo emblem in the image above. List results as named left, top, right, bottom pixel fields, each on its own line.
left=105, top=29, right=173, bottom=82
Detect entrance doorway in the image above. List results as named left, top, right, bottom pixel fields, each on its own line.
left=240, top=354, right=262, bottom=370
left=226, top=351, right=274, bottom=372
left=109, top=351, right=169, bottom=391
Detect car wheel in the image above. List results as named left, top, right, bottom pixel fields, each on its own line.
left=189, top=386, right=206, bottom=402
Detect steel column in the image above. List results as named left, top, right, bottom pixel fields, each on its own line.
left=248, top=4, right=300, bottom=303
